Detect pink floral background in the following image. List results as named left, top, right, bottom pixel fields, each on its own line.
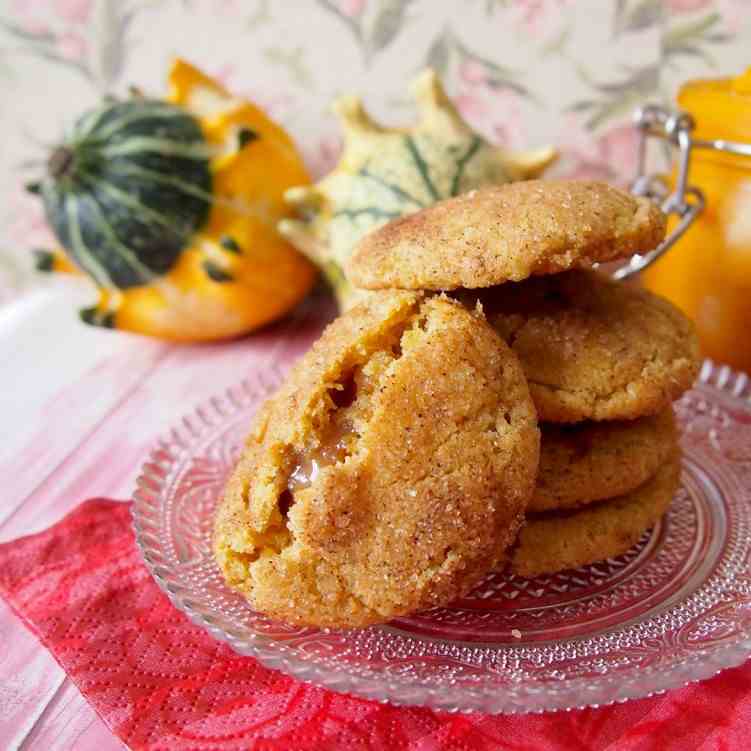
left=0, top=0, right=749, bottom=303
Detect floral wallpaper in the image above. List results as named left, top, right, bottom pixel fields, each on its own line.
left=0, top=0, right=748, bottom=304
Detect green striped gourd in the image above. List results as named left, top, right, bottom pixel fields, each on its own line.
left=36, top=98, right=212, bottom=289
left=279, top=68, right=557, bottom=310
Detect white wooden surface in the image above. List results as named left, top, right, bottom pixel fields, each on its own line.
left=0, top=288, right=325, bottom=750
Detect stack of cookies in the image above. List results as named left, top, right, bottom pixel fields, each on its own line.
left=350, top=179, right=699, bottom=580
left=214, top=179, right=700, bottom=628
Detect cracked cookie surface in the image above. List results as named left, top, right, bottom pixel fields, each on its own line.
left=532, top=408, right=677, bottom=512
left=348, top=179, right=666, bottom=290
left=511, top=450, right=681, bottom=578
left=214, top=291, right=540, bottom=627
left=472, top=270, right=700, bottom=422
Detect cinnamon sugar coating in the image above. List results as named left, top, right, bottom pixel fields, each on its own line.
left=348, top=180, right=666, bottom=290
left=511, top=450, right=681, bottom=578
left=532, top=408, right=676, bottom=512
left=469, top=270, right=700, bottom=422
left=214, top=291, right=539, bottom=627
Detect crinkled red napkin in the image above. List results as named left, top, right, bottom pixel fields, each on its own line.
left=1, top=499, right=751, bottom=750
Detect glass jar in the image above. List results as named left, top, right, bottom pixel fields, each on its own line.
left=641, top=68, right=751, bottom=373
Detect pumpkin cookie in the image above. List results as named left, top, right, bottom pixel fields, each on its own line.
left=532, top=408, right=677, bottom=512
left=348, top=179, right=666, bottom=290
left=214, top=291, right=540, bottom=628
left=510, top=450, right=681, bottom=578
left=472, top=270, right=700, bottom=422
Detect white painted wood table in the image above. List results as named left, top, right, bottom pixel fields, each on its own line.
left=0, top=286, right=326, bottom=750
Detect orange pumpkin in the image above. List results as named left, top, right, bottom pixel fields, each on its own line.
left=33, top=59, right=316, bottom=342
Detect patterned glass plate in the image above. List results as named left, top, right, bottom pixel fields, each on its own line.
left=133, top=360, right=751, bottom=714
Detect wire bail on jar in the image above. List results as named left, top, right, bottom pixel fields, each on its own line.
left=616, top=105, right=706, bottom=280
left=618, top=103, right=751, bottom=280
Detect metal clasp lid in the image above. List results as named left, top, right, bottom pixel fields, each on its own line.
left=616, top=105, right=707, bottom=280
left=616, top=104, right=751, bottom=279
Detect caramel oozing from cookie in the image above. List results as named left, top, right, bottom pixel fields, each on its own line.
left=286, top=423, right=355, bottom=494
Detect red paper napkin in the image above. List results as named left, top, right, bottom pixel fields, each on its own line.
left=1, top=499, right=750, bottom=750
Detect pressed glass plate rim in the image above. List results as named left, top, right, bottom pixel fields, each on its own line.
left=132, top=360, right=751, bottom=714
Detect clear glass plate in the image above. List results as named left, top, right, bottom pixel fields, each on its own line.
left=132, top=360, right=751, bottom=714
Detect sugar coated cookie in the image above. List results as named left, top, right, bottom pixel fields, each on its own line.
left=532, top=408, right=677, bottom=512
left=510, top=451, right=681, bottom=578
left=475, top=270, right=700, bottom=422
left=215, top=291, right=539, bottom=627
left=348, top=180, right=666, bottom=290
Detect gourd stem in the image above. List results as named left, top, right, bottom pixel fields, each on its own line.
left=48, top=146, right=76, bottom=181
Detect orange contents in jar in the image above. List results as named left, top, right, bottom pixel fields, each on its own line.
left=642, top=67, right=751, bottom=373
